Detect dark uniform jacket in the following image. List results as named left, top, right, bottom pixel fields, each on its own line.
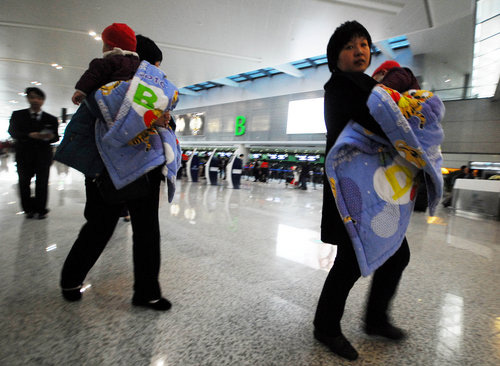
left=8, top=109, right=59, bottom=153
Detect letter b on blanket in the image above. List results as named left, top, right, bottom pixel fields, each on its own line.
left=134, top=84, right=158, bottom=110
left=96, top=60, right=179, bottom=149
left=128, top=82, right=171, bottom=134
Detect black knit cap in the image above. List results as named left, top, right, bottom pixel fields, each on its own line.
left=136, top=34, right=163, bottom=65
left=326, top=20, right=372, bottom=72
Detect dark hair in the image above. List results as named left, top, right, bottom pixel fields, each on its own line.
left=460, top=165, right=467, bottom=170
left=326, top=20, right=372, bottom=72
left=25, top=87, right=45, bottom=99
left=136, top=34, right=163, bottom=65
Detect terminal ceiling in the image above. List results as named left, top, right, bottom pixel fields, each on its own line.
left=0, top=0, right=483, bottom=124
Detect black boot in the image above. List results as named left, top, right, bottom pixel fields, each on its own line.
left=314, top=329, right=359, bottom=361
left=364, top=322, right=406, bottom=340
left=132, top=297, right=172, bottom=311
left=61, top=287, right=82, bottom=302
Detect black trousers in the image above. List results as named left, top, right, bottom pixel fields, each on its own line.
left=60, top=170, right=163, bottom=300
left=314, top=231, right=410, bottom=336
left=299, top=174, right=308, bottom=189
left=231, top=173, right=241, bottom=189
left=16, top=147, right=52, bottom=214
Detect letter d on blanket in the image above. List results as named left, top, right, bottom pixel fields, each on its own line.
left=384, top=165, right=413, bottom=201
left=134, top=84, right=158, bottom=109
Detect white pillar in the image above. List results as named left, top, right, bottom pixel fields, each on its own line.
left=186, top=148, right=197, bottom=182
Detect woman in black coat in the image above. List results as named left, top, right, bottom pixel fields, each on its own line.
left=313, top=21, right=410, bottom=361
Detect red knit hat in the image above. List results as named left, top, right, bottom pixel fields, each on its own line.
left=372, top=60, right=400, bottom=77
left=101, top=23, right=137, bottom=52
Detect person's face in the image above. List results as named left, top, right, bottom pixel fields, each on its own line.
left=337, top=36, right=371, bottom=73
left=27, top=92, right=44, bottom=111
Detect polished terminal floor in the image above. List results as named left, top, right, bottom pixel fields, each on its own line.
left=0, top=154, right=499, bottom=366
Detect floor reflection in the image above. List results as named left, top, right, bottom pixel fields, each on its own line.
left=276, top=224, right=335, bottom=271
left=436, top=293, right=463, bottom=361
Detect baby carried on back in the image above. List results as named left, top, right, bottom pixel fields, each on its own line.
left=55, top=60, right=181, bottom=202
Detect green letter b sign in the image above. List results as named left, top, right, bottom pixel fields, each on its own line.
left=235, top=116, right=246, bottom=136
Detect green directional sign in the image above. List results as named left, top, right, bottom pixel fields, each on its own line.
left=235, top=115, right=246, bottom=136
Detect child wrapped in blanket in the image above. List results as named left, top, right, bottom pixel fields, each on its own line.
left=55, top=24, right=172, bottom=177
left=372, top=61, right=439, bottom=212
left=73, top=23, right=171, bottom=129
left=92, top=41, right=181, bottom=201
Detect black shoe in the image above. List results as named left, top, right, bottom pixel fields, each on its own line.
left=37, top=208, right=50, bottom=219
left=314, top=329, right=358, bottom=361
left=62, top=287, right=82, bottom=302
left=25, top=212, right=35, bottom=219
left=132, top=297, right=172, bottom=311
left=364, top=322, right=406, bottom=340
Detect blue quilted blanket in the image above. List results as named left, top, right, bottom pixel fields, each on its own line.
left=94, top=61, right=181, bottom=202
left=325, top=86, right=445, bottom=276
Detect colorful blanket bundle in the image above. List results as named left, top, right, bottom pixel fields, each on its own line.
left=325, top=86, right=445, bottom=276
left=94, top=61, right=181, bottom=202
